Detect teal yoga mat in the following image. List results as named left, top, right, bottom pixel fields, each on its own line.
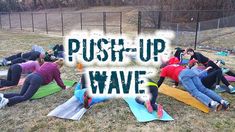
left=124, top=97, right=174, bottom=122
left=31, top=80, right=76, bottom=100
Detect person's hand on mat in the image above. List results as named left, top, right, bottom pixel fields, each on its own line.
left=64, top=86, right=70, bottom=90
left=205, top=66, right=212, bottom=71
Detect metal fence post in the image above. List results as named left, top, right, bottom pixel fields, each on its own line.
left=45, top=13, right=48, bottom=34
left=80, top=13, right=82, bottom=30
left=217, top=18, right=220, bottom=45
left=31, top=12, right=34, bottom=32
left=176, top=23, right=179, bottom=45
left=194, top=11, right=200, bottom=50
left=0, top=13, right=2, bottom=29
left=120, top=12, right=122, bottom=34
left=198, top=22, right=200, bottom=42
left=137, top=11, right=141, bottom=34
left=217, top=18, right=220, bottom=29
left=61, top=12, right=64, bottom=36
left=103, top=12, right=106, bottom=34
left=158, top=11, right=162, bottom=29
left=19, top=13, right=22, bottom=30
left=9, top=12, right=11, bottom=29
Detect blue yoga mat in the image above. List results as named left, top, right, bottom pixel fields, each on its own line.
left=124, top=98, right=174, bottom=122
left=181, top=59, right=189, bottom=65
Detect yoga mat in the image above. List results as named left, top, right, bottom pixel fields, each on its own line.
left=31, top=80, right=76, bottom=100
left=124, top=97, right=174, bottom=122
left=181, top=59, right=189, bottom=65
left=0, top=78, right=25, bottom=91
left=225, top=75, right=235, bottom=82
left=159, top=84, right=210, bottom=113
left=216, top=85, right=235, bottom=94
left=0, top=70, right=8, bottom=77
left=47, top=96, right=88, bottom=120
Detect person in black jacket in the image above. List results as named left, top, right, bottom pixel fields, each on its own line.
left=185, top=48, right=220, bottom=71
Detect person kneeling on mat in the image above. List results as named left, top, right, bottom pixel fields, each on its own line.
left=0, top=59, right=68, bottom=108
left=135, top=80, right=163, bottom=118
left=0, top=58, right=44, bottom=88
left=158, top=64, right=230, bottom=111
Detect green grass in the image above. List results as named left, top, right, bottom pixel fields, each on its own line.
left=0, top=30, right=235, bottom=131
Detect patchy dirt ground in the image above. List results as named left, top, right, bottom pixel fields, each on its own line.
left=0, top=29, right=235, bottom=132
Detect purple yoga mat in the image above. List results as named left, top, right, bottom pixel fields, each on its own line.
left=225, top=76, right=235, bottom=82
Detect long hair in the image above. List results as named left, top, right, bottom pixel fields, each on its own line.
left=54, top=58, right=64, bottom=68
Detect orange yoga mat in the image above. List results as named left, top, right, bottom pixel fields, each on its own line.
left=0, top=78, right=25, bottom=91
left=159, top=84, right=210, bottom=113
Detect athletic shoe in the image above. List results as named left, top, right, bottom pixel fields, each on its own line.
left=221, top=100, right=230, bottom=110
left=157, top=104, right=163, bottom=119
left=0, top=59, right=7, bottom=66
left=229, top=87, right=235, bottom=94
left=83, top=92, right=91, bottom=109
left=210, top=101, right=222, bottom=112
left=0, top=93, right=3, bottom=102
left=214, top=86, right=226, bottom=93
left=0, top=98, right=8, bottom=109
left=222, top=68, right=230, bottom=74
left=144, top=101, right=153, bottom=113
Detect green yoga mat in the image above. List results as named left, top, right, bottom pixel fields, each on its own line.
left=31, top=80, right=76, bottom=100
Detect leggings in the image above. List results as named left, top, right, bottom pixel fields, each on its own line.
left=206, top=60, right=221, bottom=72
left=227, top=70, right=235, bottom=77
left=202, top=69, right=230, bottom=88
left=81, top=74, right=87, bottom=89
left=135, top=85, right=158, bottom=110
left=5, top=51, right=40, bottom=65
left=5, top=53, right=26, bottom=64
left=3, top=73, right=43, bottom=106
left=0, top=64, right=22, bottom=88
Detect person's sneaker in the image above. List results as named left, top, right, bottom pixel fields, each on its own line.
left=214, top=86, right=226, bottom=93
left=229, top=87, right=235, bottom=94
left=0, top=98, right=9, bottom=109
left=210, top=101, right=223, bottom=112
left=157, top=104, right=163, bottom=119
left=222, top=68, right=230, bottom=74
left=0, top=93, right=3, bottom=102
left=83, top=92, right=91, bottom=109
left=144, top=101, right=153, bottom=113
left=1, top=59, right=7, bottom=66
left=221, top=100, right=230, bottom=110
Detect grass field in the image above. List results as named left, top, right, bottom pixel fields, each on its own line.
left=0, top=29, right=235, bottom=132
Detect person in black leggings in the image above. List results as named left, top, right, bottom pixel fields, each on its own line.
left=1, top=51, right=43, bottom=66
left=135, top=79, right=163, bottom=118
left=189, top=60, right=235, bottom=92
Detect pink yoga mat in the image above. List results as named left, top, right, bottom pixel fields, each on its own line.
left=225, top=76, right=235, bottom=82
left=0, top=78, right=25, bottom=91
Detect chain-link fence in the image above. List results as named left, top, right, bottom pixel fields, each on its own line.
left=0, top=11, right=122, bottom=36
left=139, top=10, right=235, bottom=51
left=0, top=10, right=235, bottom=51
